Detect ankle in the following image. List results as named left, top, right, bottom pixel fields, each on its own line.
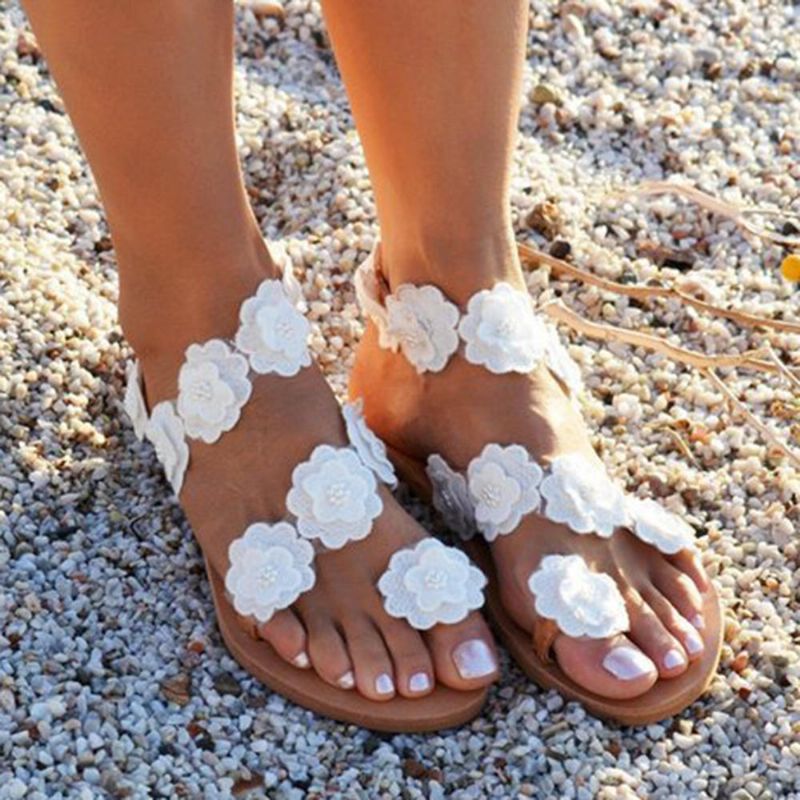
left=379, top=225, right=524, bottom=305
left=119, top=232, right=279, bottom=374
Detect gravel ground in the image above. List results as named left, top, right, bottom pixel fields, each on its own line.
left=1, top=1, right=799, bottom=798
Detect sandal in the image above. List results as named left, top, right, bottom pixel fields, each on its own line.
left=122, top=255, right=490, bottom=732
left=353, top=243, right=723, bottom=726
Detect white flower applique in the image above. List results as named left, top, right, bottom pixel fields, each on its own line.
left=528, top=554, right=629, bottom=639
left=378, top=539, right=486, bottom=630
left=625, top=496, right=696, bottom=555
left=543, top=323, right=583, bottom=398
left=145, top=401, right=190, bottom=496
left=385, top=284, right=460, bottom=373
left=225, top=522, right=316, bottom=624
left=459, top=283, right=547, bottom=374
left=124, top=360, right=149, bottom=441
left=176, top=340, right=252, bottom=445
left=235, top=279, right=311, bottom=376
left=539, top=453, right=628, bottom=538
left=286, top=445, right=383, bottom=550
left=426, top=454, right=477, bottom=540
left=342, top=400, right=397, bottom=488
left=467, top=444, right=543, bottom=540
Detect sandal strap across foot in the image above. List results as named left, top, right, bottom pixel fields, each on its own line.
left=123, top=257, right=487, bottom=634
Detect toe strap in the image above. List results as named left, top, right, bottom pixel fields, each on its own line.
left=426, top=447, right=697, bottom=556
left=528, top=554, right=630, bottom=649
left=378, top=539, right=487, bottom=630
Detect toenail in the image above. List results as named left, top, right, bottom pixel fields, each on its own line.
left=692, top=614, right=705, bottom=630
left=684, top=629, right=704, bottom=655
left=453, top=639, right=497, bottom=680
left=664, top=649, right=686, bottom=670
left=409, top=672, right=431, bottom=693
left=338, top=671, right=355, bottom=690
left=292, top=651, right=310, bottom=669
left=375, top=673, right=394, bottom=696
left=602, top=647, right=655, bottom=681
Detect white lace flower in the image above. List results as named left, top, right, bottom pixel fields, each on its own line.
left=385, top=285, right=460, bottom=373
left=467, top=444, right=543, bottom=540
left=176, top=340, right=252, bottom=444
left=540, top=453, right=628, bottom=538
left=543, top=324, right=583, bottom=398
left=625, top=496, right=696, bottom=555
left=426, top=454, right=477, bottom=540
left=458, top=283, right=547, bottom=374
left=145, top=401, right=190, bottom=496
left=124, top=360, right=148, bottom=441
left=342, top=400, right=397, bottom=487
left=528, top=554, right=629, bottom=639
left=286, top=445, right=383, bottom=549
left=378, top=539, right=486, bottom=630
left=234, top=279, right=311, bottom=376
left=225, top=521, right=316, bottom=624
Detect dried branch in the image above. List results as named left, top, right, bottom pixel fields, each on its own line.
left=704, top=368, right=800, bottom=469
left=519, top=242, right=800, bottom=335
left=621, top=181, right=800, bottom=248
left=540, top=300, right=780, bottom=376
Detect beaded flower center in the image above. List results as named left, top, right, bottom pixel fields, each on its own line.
left=189, top=380, right=214, bottom=403
left=480, top=484, right=504, bottom=508
left=257, top=564, right=279, bottom=586
left=423, top=569, right=448, bottom=590
left=326, top=482, right=351, bottom=507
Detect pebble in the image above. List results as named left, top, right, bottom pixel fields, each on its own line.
left=1, top=1, right=798, bottom=798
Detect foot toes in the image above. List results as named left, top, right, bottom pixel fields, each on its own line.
left=554, top=634, right=658, bottom=700
left=642, top=586, right=705, bottom=661
left=344, top=617, right=398, bottom=701
left=625, top=588, right=690, bottom=678
left=653, top=562, right=705, bottom=632
left=305, top=614, right=355, bottom=690
left=424, top=611, right=499, bottom=691
left=258, top=608, right=310, bottom=668
left=667, top=548, right=709, bottom=593
left=377, top=616, right=434, bottom=698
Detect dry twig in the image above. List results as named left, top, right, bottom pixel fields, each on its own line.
left=704, top=369, right=800, bottom=469
left=540, top=301, right=780, bottom=376
left=519, top=242, right=800, bottom=335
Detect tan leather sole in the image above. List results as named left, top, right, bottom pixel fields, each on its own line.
left=387, top=445, right=724, bottom=727
left=206, top=558, right=489, bottom=732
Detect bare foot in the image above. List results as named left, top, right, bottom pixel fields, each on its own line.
left=125, top=254, right=498, bottom=702
left=350, top=242, right=710, bottom=701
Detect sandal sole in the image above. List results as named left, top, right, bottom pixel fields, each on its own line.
left=206, top=558, right=490, bottom=732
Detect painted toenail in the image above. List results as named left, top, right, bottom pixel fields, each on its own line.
left=692, top=614, right=705, bottom=630
left=602, top=647, right=654, bottom=681
left=453, top=639, right=497, bottom=680
left=409, top=672, right=431, bottom=693
left=664, top=648, right=686, bottom=670
left=375, top=673, right=394, bottom=696
left=338, top=671, right=355, bottom=690
left=292, top=651, right=310, bottom=669
left=684, top=629, right=704, bottom=655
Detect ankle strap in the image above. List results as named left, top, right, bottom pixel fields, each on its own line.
left=354, top=245, right=582, bottom=396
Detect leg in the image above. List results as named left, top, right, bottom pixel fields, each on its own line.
left=334, top=0, right=711, bottom=699
left=25, top=0, right=496, bottom=703
left=322, top=0, right=525, bottom=301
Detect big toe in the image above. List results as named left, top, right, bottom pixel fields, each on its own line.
left=424, top=611, right=500, bottom=691
left=554, top=634, right=658, bottom=700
